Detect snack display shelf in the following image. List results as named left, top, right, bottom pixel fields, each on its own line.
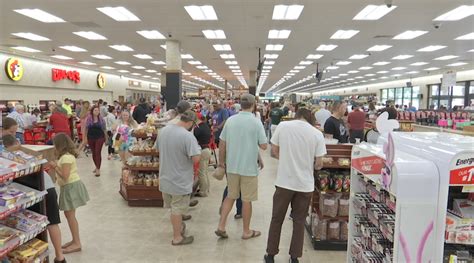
left=0, top=190, right=47, bottom=221
left=128, top=151, right=159, bottom=157
left=0, top=159, right=47, bottom=181
left=0, top=223, right=48, bottom=258
left=34, top=248, right=49, bottom=263
left=133, top=133, right=157, bottom=140
left=119, top=180, right=163, bottom=207
left=124, top=165, right=159, bottom=172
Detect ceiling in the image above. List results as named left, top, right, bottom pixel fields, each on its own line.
left=0, top=0, right=473, bottom=94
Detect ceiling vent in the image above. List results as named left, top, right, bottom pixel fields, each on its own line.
left=187, top=34, right=205, bottom=38
left=70, top=21, right=101, bottom=28
left=373, top=35, right=393, bottom=39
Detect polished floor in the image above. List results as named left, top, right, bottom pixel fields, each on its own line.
left=54, top=148, right=346, bottom=263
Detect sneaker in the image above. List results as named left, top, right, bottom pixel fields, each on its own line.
left=289, top=257, right=299, bottom=263
left=264, top=254, right=275, bottom=263
left=189, top=200, right=199, bottom=207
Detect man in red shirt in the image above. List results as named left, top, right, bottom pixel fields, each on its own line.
left=347, top=103, right=366, bottom=143
left=49, top=105, right=71, bottom=137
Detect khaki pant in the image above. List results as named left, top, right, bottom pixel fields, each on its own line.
left=227, top=173, right=258, bottom=202
left=198, top=148, right=211, bottom=194
left=163, top=193, right=191, bottom=215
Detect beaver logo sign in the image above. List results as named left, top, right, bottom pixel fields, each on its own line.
left=97, top=73, right=106, bottom=89
left=5, top=58, right=24, bottom=81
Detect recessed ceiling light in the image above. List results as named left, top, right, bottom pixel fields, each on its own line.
left=91, top=54, right=112, bottom=60
left=234, top=73, right=243, bottom=76
left=115, top=61, right=131, bottom=65
left=225, top=61, right=238, bottom=65
left=118, top=69, right=129, bottom=73
left=306, top=54, right=323, bottom=60
left=447, top=62, right=468, bottom=67
left=264, top=54, right=279, bottom=59
left=268, top=30, right=291, bottom=39
left=263, top=66, right=273, bottom=69
left=14, top=9, right=65, bottom=23
left=410, top=62, right=428, bottom=66
left=146, top=69, right=157, bottom=73
left=406, top=71, right=419, bottom=74
left=455, top=32, right=474, bottom=40
left=348, top=70, right=359, bottom=74
left=392, top=74, right=402, bottom=77
left=290, top=70, right=300, bottom=73
left=228, top=66, right=240, bottom=69
left=264, top=61, right=275, bottom=65
left=355, top=76, right=364, bottom=79
left=392, top=67, right=406, bottom=70
left=265, top=44, right=284, bottom=51
left=188, top=61, right=202, bottom=65
left=220, top=54, right=235, bottom=59
left=367, top=45, right=392, bottom=51
left=181, top=54, right=193, bottom=59
left=143, top=75, right=151, bottom=78
left=468, top=49, right=474, bottom=52
left=330, top=30, right=359, bottom=39
left=373, top=61, right=391, bottom=66
left=424, top=67, right=440, bottom=71
left=434, top=55, right=458, bottom=60
left=380, top=76, right=389, bottom=79
left=417, top=45, right=447, bottom=52
left=213, top=44, right=232, bottom=51
left=434, top=5, right=474, bottom=21
left=59, top=45, right=87, bottom=52
left=79, top=61, right=96, bottom=65
left=132, top=66, right=146, bottom=69
left=339, top=73, right=349, bottom=76
left=347, top=78, right=355, bottom=81
left=327, top=66, right=339, bottom=70
left=261, top=70, right=271, bottom=73
left=299, top=61, right=313, bottom=65
left=51, top=55, right=73, bottom=60
left=196, top=65, right=209, bottom=69
left=151, top=61, right=165, bottom=65
left=336, top=61, right=352, bottom=65
left=73, top=31, right=107, bottom=40
left=294, top=66, right=306, bottom=70
left=392, top=55, right=413, bottom=60
left=350, top=54, right=369, bottom=60
left=286, top=73, right=295, bottom=76
left=11, top=32, right=50, bottom=41
left=136, top=30, right=166, bottom=39
left=97, top=6, right=140, bottom=21
left=359, top=66, right=373, bottom=70
left=101, top=66, right=115, bottom=69
left=202, top=30, right=226, bottom=39
left=109, top=45, right=134, bottom=51
left=377, top=71, right=389, bottom=74
left=272, top=4, right=304, bottom=20
left=353, top=5, right=397, bottom=20
left=134, top=54, right=153, bottom=59
left=316, top=45, right=338, bottom=51
left=393, top=30, right=428, bottom=40
left=231, top=70, right=241, bottom=73
left=184, top=5, right=218, bottom=20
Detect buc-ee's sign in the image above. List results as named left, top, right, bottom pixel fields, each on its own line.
left=52, top=68, right=80, bottom=83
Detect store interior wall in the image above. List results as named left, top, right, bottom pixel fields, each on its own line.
left=0, top=53, right=160, bottom=104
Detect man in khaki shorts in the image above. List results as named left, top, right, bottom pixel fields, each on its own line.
left=215, top=94, right=268, bottom=240
left=157, top=110, right=201, bottom=245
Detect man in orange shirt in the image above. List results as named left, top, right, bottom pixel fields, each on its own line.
left=347, top=103, right=366, bottom=143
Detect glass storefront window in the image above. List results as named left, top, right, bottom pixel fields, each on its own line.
left=403, top=88, right=412, bottom=100
left=382, top=89, right=387, bottom=98
left=431, top=85, right=439, bottom=96
left=452, top=98, right=464, bottom=108
left=470, top=84, right=474, bottom=94
left=453, top=85, right=465, bottom=96
left=439, top=99, right=449, bottom=109
left=395, top=88, right=403, bottom=99
left=388, top=89, right=395, bottom=100
left=440, top=85, right=450, bottom=96
left=412, top=99, right=420, bottom=109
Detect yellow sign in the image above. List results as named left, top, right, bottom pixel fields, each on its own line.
left=97, top=73, right=106, bottom=89
left=5, top=58, right=24, bottom=81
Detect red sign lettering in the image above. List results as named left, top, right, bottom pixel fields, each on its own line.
left=52, top=68, right=80, bottom=83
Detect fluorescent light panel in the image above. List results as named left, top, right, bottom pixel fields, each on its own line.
left=373, top=61, right=390, bottom=66
left=294, top=66, right=306, bottom=69
left=220, top=54, right=235, bottom=59
left=136, top=30, right=165, bottom=39
left=353, top=5, right=397, bottom=20
left=268, top=30, right=291, bottom=39
left=456, top=32, right=474, bottom=40
left=91, top=54, right=112, bottom=60
left=424, top=67, right=440, bottom=71
left=306, top=54, right=323, bottom=59
left=392, top=55, right=413, bottom=60
left=330, top=30, right=359, bottom=39
left=316, top=44, right=337, bottom=51
left=12, top=46, right=41, bottom=52
left=349, top=54, right=368, bottom=60
left=434, top=55, right=458, bottom=60
left=299, top=61, right=313, bottom=65
left=11, top=32, right=50, bottom=41
left=391, top=67, right=406, bottom=70
left=151, top=61, right=165, bottom=65
left=184, top=5, right=218, bottom=20
left=51, top=55, right=72, bottom=60
left=97, top=6, right=140, bottom=21
left=393, top=30, right=428, bottom=40
left=134, top=54, right=153, bottom=59
left=367, top=45, right=392, bottom=51
left=188, top=61, right=202, bottom=65
left=101, top=66, right=115, bottom=69
left=434, top=5, right=474, bottom=21
left=59, top=45, right=87, bottom=52
left=327, top=66, right=339, bottom=70
left=264, top=54, right=279, bottom=59
left=417, top=45, right=447, bottom=52
left=213, top=44, right=231, bottom=51
left=359, top=66, right=373, bottom=70
left=202, top=30, right=226, bottom=39
left=109, top=45, right=134, bottom=51
left=272, top=5, right=304, bottom=20
left=265, top=44, right=284, bottom=51
left=410, top=62, right=428, bottom=66
left=14, top=9, right=65, bottom=23
left=79, top=61, right=96, bottom=65
left=181, top=54, right=193, bottom=59
left=447, top=62, right=468, bottom=67
left=229, top=66, right=240, bottom=69
left=132, top=66, right=145, bottom=69
left=73, top=31, right=106, bottom=40
left=336, top=61, right=352, bottom=65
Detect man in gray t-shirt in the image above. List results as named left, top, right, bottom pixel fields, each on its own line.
left=156, top=110, right=201, bottom=246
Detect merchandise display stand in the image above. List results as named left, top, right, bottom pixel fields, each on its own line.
left=305, top=144, right=352, bottom=251
left=348, top=140, right=440, bottom=262
left=0, top=148, right=49, bottom=262
left=382, top=132, right=474, bottom=261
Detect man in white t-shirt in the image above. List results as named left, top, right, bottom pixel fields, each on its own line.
left=264, top=108, right=326, bottom=263
left=314, top=101, right=331, bottom=128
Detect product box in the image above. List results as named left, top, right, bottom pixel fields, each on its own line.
left=453, top=199, right=474, bottom=219
left=0, top=226, right=20, bottom=246
left=2, top=210, right=48, bottom=233
left=0, top=186, right=25, bottom=207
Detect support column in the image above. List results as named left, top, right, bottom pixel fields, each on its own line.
left=165, top=40, right=182, bottom=109
left=224, top=79, right=228, bottom=99
left=249, top=70, right=257, bottom=95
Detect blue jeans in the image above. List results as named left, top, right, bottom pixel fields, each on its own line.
left=222, top=186, right=242, bottom=215
left=16, top=132, right=24, bottom=144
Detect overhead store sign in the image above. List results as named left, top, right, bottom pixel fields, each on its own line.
left=52, top=68, right=80, bottom=83
left=5, top=58, right=24, bottom=81
left=97, top=73, right=106, bottom=89
left=199, top=87, right=217, bottom=97
left=129, top=80, right=141, bottom=87
left=232, top=88, right=249, bottom=97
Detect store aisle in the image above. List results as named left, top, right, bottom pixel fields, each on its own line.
left=56, top=150, right=346, bottom=263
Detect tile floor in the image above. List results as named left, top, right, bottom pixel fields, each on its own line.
left=54, top=149, right=346, bottom=263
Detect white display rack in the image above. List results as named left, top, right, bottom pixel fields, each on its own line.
left=347, top=141, right=440, bottom=262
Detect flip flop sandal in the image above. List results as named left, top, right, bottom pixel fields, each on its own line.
left=63, top=247, right=81, bottom=254
left=214, top=229, right=229, bottom=239
left=171, top=235, right=194, bottom=246
left=242, top=230, right=261, bottom=240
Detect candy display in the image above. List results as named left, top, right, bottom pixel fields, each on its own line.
left=7, top=238, right=48, bottom=263
left=0, top=187, right=25, bottom=207
left=0, top=226, right=20, bottom=246
left=318, top=170, right=350, bottom=193
left=2, top=210, right=48, bottom=233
